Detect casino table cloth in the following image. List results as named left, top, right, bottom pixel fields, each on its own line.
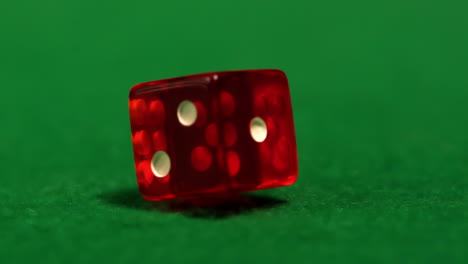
left=0, top=1, right=467, bottom=263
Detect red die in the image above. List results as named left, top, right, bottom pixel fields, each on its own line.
left=129, top=69, right=298, bottom=201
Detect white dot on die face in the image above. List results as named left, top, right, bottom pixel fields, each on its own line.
left=213, top=75, right=218, bottom=81
left=151, top=151, right=171, bottom=178
left=250, top=117, right=268, bottom=142
left=177, top=100, right=197, bottom=126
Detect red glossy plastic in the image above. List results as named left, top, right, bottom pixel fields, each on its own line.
left=129, top=69, right=298, bottom=200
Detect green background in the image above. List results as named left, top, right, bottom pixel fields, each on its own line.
left=1, top=0, right=467, bottom=263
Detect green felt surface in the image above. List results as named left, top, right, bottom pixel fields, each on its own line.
left=1, top=0, right=467, bottom=263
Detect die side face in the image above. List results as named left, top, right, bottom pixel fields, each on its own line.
left=217, top=70, right=298, bottom=192
left=129, top=70, right=298, bottom=200
left=129, top=74, right=227, bottom=200
left=129, top=79, right=174, bottom=200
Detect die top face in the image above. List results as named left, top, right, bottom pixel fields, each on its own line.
left=129, top=69, right=298, bottom=200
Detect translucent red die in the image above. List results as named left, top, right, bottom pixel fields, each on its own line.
left=128, top=69, right=298, bottom=201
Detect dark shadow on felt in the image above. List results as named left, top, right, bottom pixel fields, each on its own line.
left=98, top=188, right=287, bottom=219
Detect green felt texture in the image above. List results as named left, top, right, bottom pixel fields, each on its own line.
left=1, top=0, right=467, bottom=263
